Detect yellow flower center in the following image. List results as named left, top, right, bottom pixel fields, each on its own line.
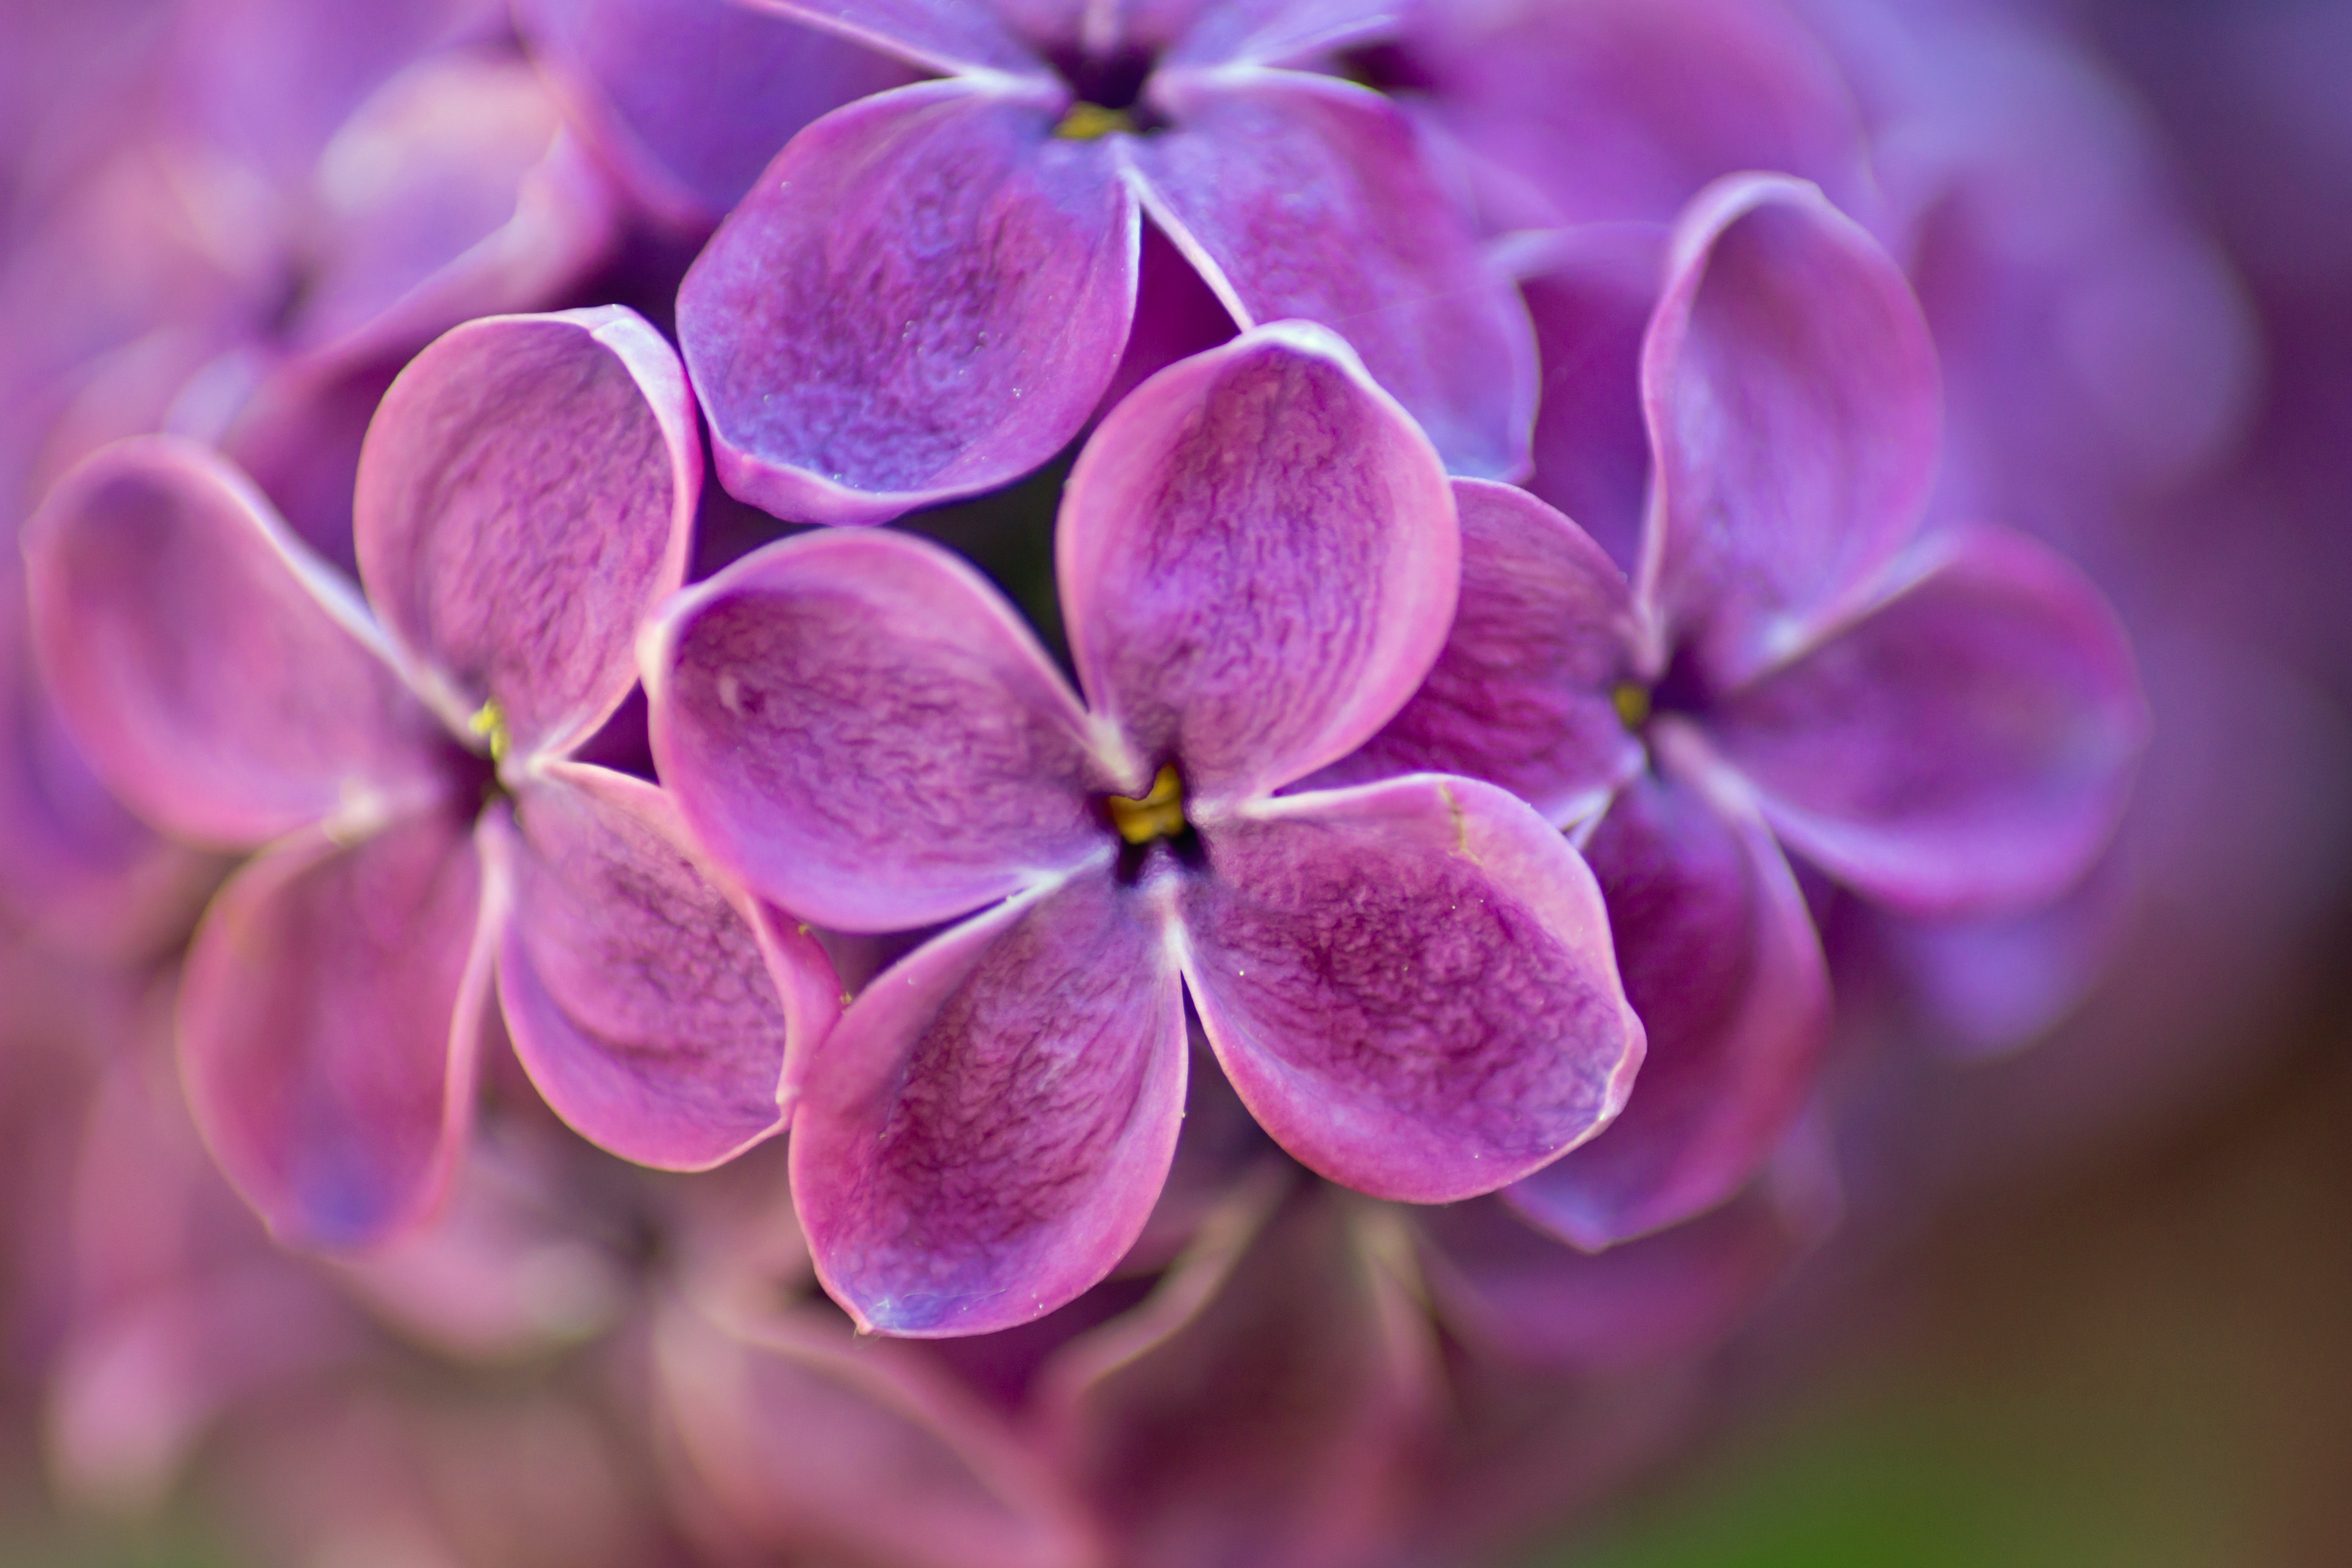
left=1054, top=102, right=1135, bottom=141
left=1105, top=764, right=1186, bottom=845
left=1611, top=681, right=1652, bottom=732
left=468, top=697, right=512, bottom=764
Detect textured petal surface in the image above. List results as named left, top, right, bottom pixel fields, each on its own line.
left=734, top=0, right=1044, bottom=75
left=179, top=806, right=495, bottom=1250
left=1505, top=755, right=1829, bottom=1249
left=1059, top=323, right=1456, bottom=806
left=1710, top=526, right=2148, bottom=915
left=656, top=1301, right=1097, bottom=1568
left=356, top=307, right=699, bottom=761
left=679, top=79, right=1137, bottom=525
left=490, top=764, right=829, bottom=1171
left=1129, top=71, right=1534, bottom=478
left=517, top=0, right=916, bottom=225
left=23, top=437, right=443, bottom=849
left=1181, top=775, right=1642, bottom=1202
left=791, top=873, right=1187, bottom=1336
left=1312, top=480, right=1644, bottom=827
left=1642, top=175, right=1942, bottom=686
left=646, top=529, right=1106, bottom=932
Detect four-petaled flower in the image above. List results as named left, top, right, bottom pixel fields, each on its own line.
left=644, top=323, right=1644, bottom=1335
left=25, top=308, right=837, bottom=1248
left=1320, top=176, right=2149, bottom=1249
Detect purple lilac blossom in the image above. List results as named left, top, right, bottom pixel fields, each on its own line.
left=1321, top=175, right=2148, bottom=1249
left=23, top=308, right=835, bottom=1249
left=671, top=0, right=1534, bottom=524
left=646, top=323, right=1643, bottom=1336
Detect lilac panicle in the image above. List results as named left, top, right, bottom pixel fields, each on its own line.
left=645, top=323, right=1642, bottom=1336
left=24, top=308, right=835, bottom=1249
left=1327, top=175, right=2148, bottom=1249
left=674, top=0, right=1533, bottom=524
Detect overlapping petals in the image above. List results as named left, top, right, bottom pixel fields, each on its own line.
left=1334, top=174, right=2144, bottom=1246
left=27, top=308, right=827, bottom=1246
left=648, top=323, right=1641, bottom=1334
left=683, top=0, right=1534, bottom=522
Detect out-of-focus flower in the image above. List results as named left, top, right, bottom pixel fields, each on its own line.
left=646, top=323, right=1642, bottom=1335
left=24, top=309, right=832, bottom=1249
left=1323, top=176, right=2146, bottom=1246
left=673, top=0, right=1534, bottom=524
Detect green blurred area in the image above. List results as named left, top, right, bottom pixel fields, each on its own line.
left=1534, top=1040, right=2352, bottom=1568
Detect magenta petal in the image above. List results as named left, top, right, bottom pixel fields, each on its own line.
left=646, top=528, right=1107, bottom=932
left=1129, top=71, right=1535, bottom=478
left=488, top=764, right=834, bottom=1172
left=790, top=873, right=1188, bottom=1336
left=1313, top=480, right=1645, bottom=827
left=1710, top=526, right=2149, bottom=915
left=23, top=437, right=445, bottom=850
left=356, top=307, right=699, bottom=761
left=1059, top=323, right=1457, bottom=806
left=179, top=807, right=496, bottom=1250
left=1181, top=775, right=1643, bottom=1203
left=732, top=0, right=1045, bottom=76
left=678, top=79, right=1138, bottom=526
left=1642, top=174, right=1942, bottom=686
left=517, top=0, right=917, bottom=226
left=1504, top=756, right=1829, bottom=1249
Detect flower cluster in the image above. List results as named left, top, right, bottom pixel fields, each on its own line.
left=5, top=0, right=2328, bottom=1563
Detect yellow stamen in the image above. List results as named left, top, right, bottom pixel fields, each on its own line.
left=468, top=698, right=512, bottom=764
left=1054, top=102, right=1134, bottom=141
left=1106, top=763, right=1186, bottom=846
left=1610, top=682, right=1652, bottom=731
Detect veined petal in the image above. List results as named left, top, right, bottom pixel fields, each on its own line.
left=1504, top=753, right=1829, bottom=1249
left=1641, top=174, right=1942, bottom=687
left=23, top=437, right=445, bottom=850
left=731, top=0, right=1047, bottom=76
left=178, top=805, right=497, bottom=1250
left=356, top=307, right=699, bottom=762
left=644, top=528, right=1107, bottom=933
left=1181, top=775, right=1642, bottom=1203
left=489, top=764, right=836, bottom=1172
left=1058, top=323, right=1456, bottom=807
left=1710, top=526, right=2148, bottom=915
left=679, top=78, right=1138, bottom=526
left=516, top=0, right=917, bottom=226
left=1311, top=479, right=1644, bottom=828
left=1127, top=70, right=1535, bottom=479
left=791, top=872, right=1188, bottom=1337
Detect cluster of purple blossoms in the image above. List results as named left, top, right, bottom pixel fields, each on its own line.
left=4, top=0, right=2337, bottom=1563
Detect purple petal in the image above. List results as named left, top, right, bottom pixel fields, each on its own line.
left=655, top=1301, right=1098, bottom=1568
left=645, top=528, right=1108, bottom=932
left=678, top=79, right=1138, bottom=525
left=1310, top=479, right=1645, bottom=827
left=178, top=806, right=495, bottom=1250
left=1709, top=526, right=2148, bottom=915
left=1180, top=775, right=1643, bottom=1203
left=517, top=0, right=918, bottom=227
left=1520, top=224, right=1668, bottom=574
left=289, top=52, right=619, bottom=361
left=355, top=307, right=699, bottom=762
left=1642, top=174, right=1942, bottom=686
left=22, top=437, right=446, bottom=849
left=1058, top=323, right=1457, bottom=807
left=1161, top=0, right=1400, bottom=67
left=732, top=0, right=1046, bottom=76
left=488, top=763, right=835, bottom=1172
left=790, top=871, right=1188, bottom=1336
left=1128, top=71, right=1534, bottom=478
left=1505, top=754, right=1829, bottom=1249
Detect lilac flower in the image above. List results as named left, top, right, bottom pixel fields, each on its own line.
left=644, top=323, right=1643, bottom=1336
left=1321, top=176, right=2149, bottom=1248
left=24, top=308, right=835, bottom=1249
left=673, top=0, right=1534, bottom=525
